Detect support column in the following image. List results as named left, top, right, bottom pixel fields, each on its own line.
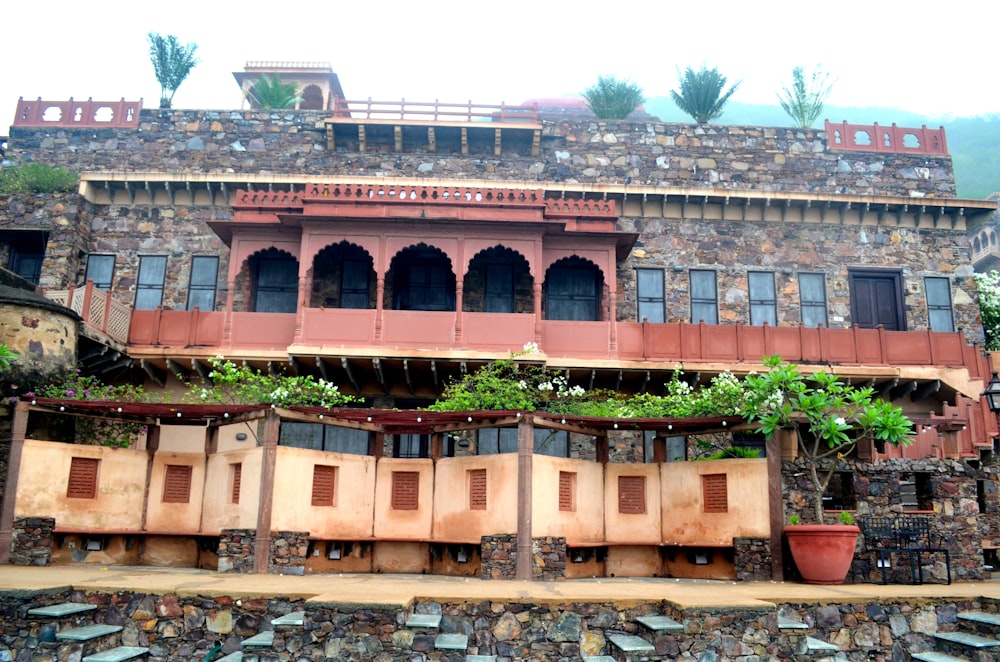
left=0, top=402, right=30, bottom=563
left=254, top=411, right=280, bottom=574
left=454, top=282, right=463, bottom=342
left=516, top=414, right=534, bottom=580
left=533, top=282, right=543, bottom=345
left=767, top=430, right=785, bottom=581
left=222, top=280, right=236, bottom=348
left=139, top=424, right=161, bottom=532
left=375, top=276, right=385, bottom=341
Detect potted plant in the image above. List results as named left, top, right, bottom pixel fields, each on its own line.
left=742, top=356, right=914, bottom=584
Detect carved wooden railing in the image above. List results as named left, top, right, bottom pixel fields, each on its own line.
left=13, top=98, right=143, bottom=129
left=825, top=120, right=948, bottom=156
left=46, top=281, right=131, bottom=344
left=331, top=98, right=539, bottom=124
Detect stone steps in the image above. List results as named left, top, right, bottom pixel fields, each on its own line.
left=957, top=610, right=1000, bottom=627
left=240, top=631, right=275, bottom=648
left=271, top=610, right=304, bottom=626
left=635, top=615, right=683, bottom=633
left=434, top=633, right=468, bottom=650
left=55, top=624, right=123, bottom=642
left=81, top=646, right=150, bottom=662
left=28, top=602, right=97, bottom=617
left=934, top=631, right=1000, bottom=649
left=215, top=654, right=243, bottom=662
left=912, top=652, right=970, bottom=662
left=405, top=613, right=442, bottom=628
left=608, top=633, right=655, bottom=655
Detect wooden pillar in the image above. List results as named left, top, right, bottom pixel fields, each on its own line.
left=454, top=282, right=464, bottom=342
left=596, top=432, right=609, bottom=465
left=139, top=424, right=162, bottom=532
left=0, top=402, right=29, bottom=563
left=375, top=276, right=385, bottom=341
left=430, top=432, right=444, bottom=460
left=222, top=279, right=236, bottom=348
left=254, top=411, right=280, bottom=574
left=766, top=430, right=785, bottom=581
left=651, top=435, right=667, bottom=463
left=516, top=414, right=534, bottom=580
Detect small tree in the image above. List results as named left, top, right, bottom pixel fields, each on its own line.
left=147, top=32, right=199, bottom=109
left=777, top=66, right=834, bottom=128
left=247, top=74, right=302, bottom=110
left=742, top=356, right=913, bottom=524
left=582, top=75, right=645, bottom=120
left=974, top=270, right=1000, bottom=350
left=670, top=65, right=741, bottom=124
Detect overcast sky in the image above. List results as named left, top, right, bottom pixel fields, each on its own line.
left=3, top=0, right=998, bottom=127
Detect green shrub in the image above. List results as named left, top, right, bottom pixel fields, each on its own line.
left=0, top=163, right=78, bottom=194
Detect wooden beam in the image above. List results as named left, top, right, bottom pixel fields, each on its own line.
left=315, top=356, right=331, bottom=381
left=889, top=380, right=918, bottom=401
left=341, top=357, right=360, bottom=394
left=192, top=359, right=213, bottom=384
left=913, top=380, right=941, bottom=402
left=404, top=359, right=415, bottom=395
left=140, top=360, right=167, bottom=388
left=373, top=357, right=388, bottom=394
left=166, top=359, right=188, bottom=382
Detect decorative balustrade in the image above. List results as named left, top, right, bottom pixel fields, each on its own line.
left=13, top=98, right=143, bottom=128
left=46, top=281, right=131, bottom=343
left=331, top=98, right=539, bottom=124
left=825, top=120, right=948, bottom=156
left=545, top=199, right=617, bottom=218
left=233, top=185, right=546, bottom=210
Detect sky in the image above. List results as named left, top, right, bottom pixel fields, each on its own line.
left=3, top=0, right=999, bottom=127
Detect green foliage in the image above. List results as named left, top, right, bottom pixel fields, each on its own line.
left=0, top=163, right=78, bottom=194
left=670, top=65, right=741, bottom=124
left=0, top=344, right=18, bottom=371
left=838, top=511, right=855, bottom=525
left=777, top=66, right=834, bottom=128
left=248, top=74, right=302, bottom=110
left=974, top=270, right=1000, bottom=351
left=788, top=514, right=801, bottom=525
left=697, top=443, right=761, bottom=461
left=29, top=370, right=159, bottom=448
left=742, top=355, right=913, bottom=523
left=182, top=356, right=360, bottom=407
left=582, top=75, right=645, bottom=120
left=147, top=32, right=199, bottom=109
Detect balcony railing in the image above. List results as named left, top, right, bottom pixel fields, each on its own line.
left=825, top=120, right=948, bottom=156
left=127, top=307, right=988, bottom=379
left=47, top=281, right=131, bottom=344
left=14, top=97, right=143, bottom=129
left=330, top=98, right=539, bottom=124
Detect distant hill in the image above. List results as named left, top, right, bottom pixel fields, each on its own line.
left=642, top=98, right=1000, bottom=200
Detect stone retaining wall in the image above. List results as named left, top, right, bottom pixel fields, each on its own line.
left=7, top=109, right=956, bottom=198
left=9, top=516, right=54, bottom=566
left=1, top=587, right=996, bottom=660
left=481, top=534, right=567, bottom=580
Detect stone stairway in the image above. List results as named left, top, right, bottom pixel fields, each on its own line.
left=911, top=610, right=1000, bottom=662
left=27, top=602, right=149, bottom=662
left=405, top=611, right=497, bottom=660
left=777, top=614, right=847, bottom=659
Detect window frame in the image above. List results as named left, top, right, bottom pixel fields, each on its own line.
left=748, top=271, right=777, bottom=326
left=798, top=272, right=829, bottom=328
left=689, top=269, right=718, bottom=324
left=636, top=268, right=665, bottom=323
left=85, top=254, right=116, bottom=290
left=135, top=255, right=168, bottom=310
left=924, top=276, right=954, bottom=332
left=186, top=255, right=219, bottom=311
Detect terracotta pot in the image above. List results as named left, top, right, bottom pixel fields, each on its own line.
left=785, top=524, right=860, bottom=585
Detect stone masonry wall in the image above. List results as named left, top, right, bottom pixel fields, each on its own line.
left=782, top=456, right=1000, bottom=583
left=1, top=588, right=997, bottom=661
left=8, top=109, right=956, bottom=197
left=9, top=516, right=54, bottom=566
left=480, top=534, right=567, bottom=581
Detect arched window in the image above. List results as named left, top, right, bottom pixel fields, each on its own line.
left=543, top=256, right=602, bottom=321
left=388, top=244, right=456, bottom=311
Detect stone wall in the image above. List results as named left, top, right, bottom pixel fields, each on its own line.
left=480, top=534, right=567, bottom=580
left=1, top=587, right=996, bottom=661
left=217, top=529, right=255, bottom=573
left=734, top=537, right=772, bottom=581
left=8, top=109, right=956, bottom=197
left=782, top=456, right=1000, bottom=583
left=9, top=516, right=54, bottom=566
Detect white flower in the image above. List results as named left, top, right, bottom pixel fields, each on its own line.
left=834, top=417, right=846, bottom=426
left=522, top=342, right=539, bottom=354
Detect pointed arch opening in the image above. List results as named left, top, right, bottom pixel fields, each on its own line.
left=463, top=246, right=533, bottom=313
left=310, top=241, right=376, bottom=309
left=236, top=247, right=299, bottom=313
left=387, top=244, right=456, bottom=311
left=543, top=256, right=603, bottom=321
left=301, top=84, right=324, bottom=110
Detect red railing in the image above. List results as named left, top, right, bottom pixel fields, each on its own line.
left=46, top=281, right=131, bottom=344
left=331, top=98, right=539, bottom=124
left=233, top=185, right=546, bottom=210
left=825, top=120, right=948, bottom=156
left=13, top=98, right=143, bottom=128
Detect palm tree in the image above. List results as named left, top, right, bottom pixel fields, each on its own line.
left=247, top=74, right=302, bottom=110
left=582, top=76, right=645, bottom=120
left=670, top=65, right=741, bottom=124
left=778, top=66, right=835, bottom=128
left=147, top=33, right=199, bottom=109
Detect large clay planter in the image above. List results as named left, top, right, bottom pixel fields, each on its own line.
left=785, top=524, right=860, bottom=584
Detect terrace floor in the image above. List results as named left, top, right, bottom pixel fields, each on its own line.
left=0, top=565, right=995, bottom=609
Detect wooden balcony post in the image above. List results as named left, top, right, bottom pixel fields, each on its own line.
left=223, top=280, right=236, bottom=349
left=0, top=402, right=29, bottom=563
left=375, top=276, right=385, bottom=341
left=454, top=282, right=463, bottom=343
left=516, top=414, right=534, bottom=580
left=80, top=280, right=94, bottom=326
left=293, top=275, right=307, bottom=344
left=139, top=424, right=161, bottom=532
left=254, top=410, right=280, bottom=574
left=533, top=282, right=543, bottom=344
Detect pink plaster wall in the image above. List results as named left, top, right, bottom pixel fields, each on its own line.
left=603, top=464, right=661, bottom=544
left=432, top=455, right=517, bottom=542
left=531, top=456, right=604, bottom=543
left=145, top=452, right=207, bottom=533
left=373, top=458, right=433, bottom=540
left=201, top=448, right=263, bottom=534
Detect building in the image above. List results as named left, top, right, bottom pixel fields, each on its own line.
left=0, top=92, right=997, bottom=583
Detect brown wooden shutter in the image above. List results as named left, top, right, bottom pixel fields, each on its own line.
left=558, top=471, right=575, bottom=512
left=231, top=463, right=242, bottom=504
left=163, top=465, right=193, bottom=504
left=469, top=469, right=487, bottom=510
left=312, top=465, right=336, bottom=506
left=618, top=475, right=646, bottom=514
left=67, top=457, right=99, bottom=499
left=391, top=471, right=419, bottom=510
left=702, top=473, right=728, bottom=513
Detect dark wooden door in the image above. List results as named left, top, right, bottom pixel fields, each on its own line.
left=849, top=271, right=904, bottom=330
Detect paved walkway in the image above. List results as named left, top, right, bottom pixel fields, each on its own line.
left=1, top=565, right=997, bottom=608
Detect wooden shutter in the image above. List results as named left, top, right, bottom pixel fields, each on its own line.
left=231, top=463, right=242, bottom=504
left=558, top=471, right=575, bottom=512
left=469, top=469, right=487, bottom=510
left=66, top=457, right=99, bottom=499
left=163, top=465, right=193, bottom=504
left=391, top=471, right=420, bottom=510
left=702, top=473, right=728, bottom=513
left=312, top=465, right=336, bottom=506
left=618, top=475, right=646, bottom=514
